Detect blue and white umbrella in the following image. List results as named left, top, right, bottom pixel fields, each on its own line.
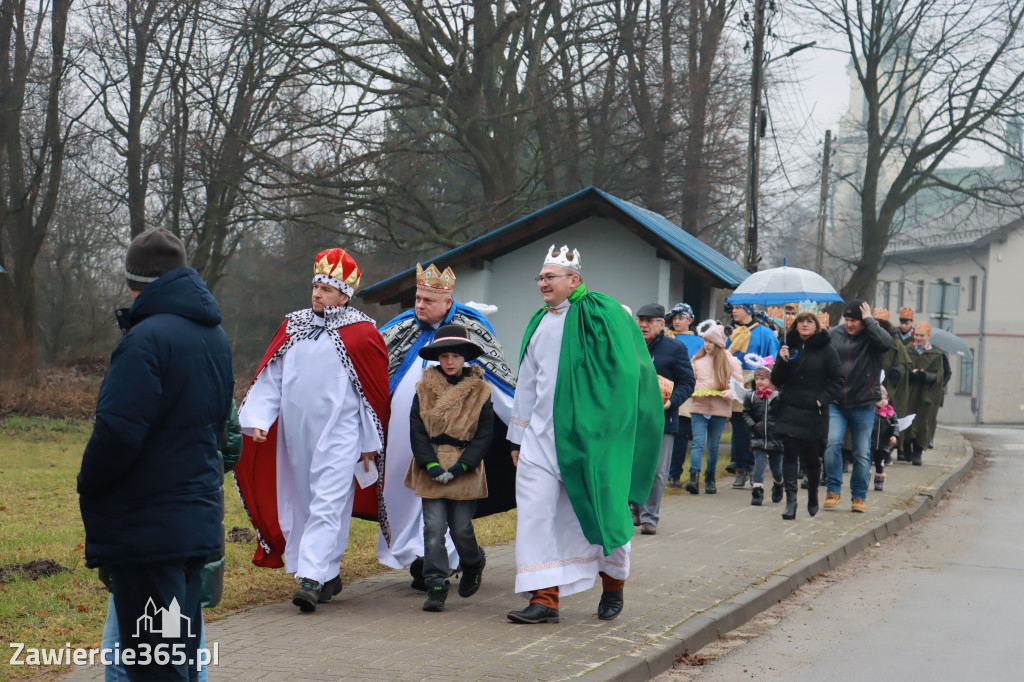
left=727, top=265, right=842, bottom=306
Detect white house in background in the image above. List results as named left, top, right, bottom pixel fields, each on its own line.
left=876, top=196, right=1024, bottom=425
left=360, top=187, right=749, bottom=367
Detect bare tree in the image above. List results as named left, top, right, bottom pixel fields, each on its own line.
left=803, top=0, right=1024, bottom=300
left=0, top=0, right=72, bottom=376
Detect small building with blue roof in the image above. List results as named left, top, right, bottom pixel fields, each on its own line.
left=360, top=187, right=749, bottom=363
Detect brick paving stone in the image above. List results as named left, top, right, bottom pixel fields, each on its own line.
left=61, top=430, right=969, bottom=681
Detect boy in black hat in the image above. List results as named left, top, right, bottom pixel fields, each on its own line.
left=405, top=323, right=493, bottom=612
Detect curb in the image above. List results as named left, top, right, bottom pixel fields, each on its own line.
left=586, top=428, right=975, bottom=682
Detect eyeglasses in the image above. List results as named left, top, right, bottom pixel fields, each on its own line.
left=534, top=274, right=573, bottom=284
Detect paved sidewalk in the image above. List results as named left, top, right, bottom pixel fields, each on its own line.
left=65, top=429, right=972, bottom=681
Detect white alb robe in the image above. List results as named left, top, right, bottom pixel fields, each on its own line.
left=508, top=298, right=630, bottom=599
left=238, top=321, right=382, bottom=585
left=376, top=337, right=513, bottom=570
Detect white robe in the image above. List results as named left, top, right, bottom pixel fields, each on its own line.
left=238, top=321, right=382, bottom=585
left=508, top=298, right=631, bottom=599
left=377, top=336, right=514, bottom=570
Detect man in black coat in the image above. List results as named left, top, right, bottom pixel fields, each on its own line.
left=823, top=300, right=892, bottom=514
left=78, top=229, right=233, bottom=681
left=631, top=303, right=695, bottom=534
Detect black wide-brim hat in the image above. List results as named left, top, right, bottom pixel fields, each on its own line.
left=418, top=323, right=485, bottom=361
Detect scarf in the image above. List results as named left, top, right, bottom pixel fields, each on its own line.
left=728, top=322, right=754, bottom=355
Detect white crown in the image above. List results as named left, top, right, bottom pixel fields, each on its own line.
left=543, top=244, right=582, bottom=273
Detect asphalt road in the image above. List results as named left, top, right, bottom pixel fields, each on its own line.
left=657, top=426, right=1023, bottom=682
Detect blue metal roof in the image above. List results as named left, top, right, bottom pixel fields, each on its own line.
left=360, top=186, right=749, bottom=301
left=591, top=188, right=750, bottom=287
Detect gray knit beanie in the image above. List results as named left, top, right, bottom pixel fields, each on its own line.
left=125, top=229, right=186, bottom=290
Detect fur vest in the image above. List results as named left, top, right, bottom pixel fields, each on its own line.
left=405, top=365, right=492, bottom=500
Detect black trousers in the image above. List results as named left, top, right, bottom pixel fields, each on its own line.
left=109, top=556, right=205, bottom=682
left=782, top=436, right=823, bottom=495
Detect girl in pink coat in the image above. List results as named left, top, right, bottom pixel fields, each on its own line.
left=684, top=321, right=743, bottom=495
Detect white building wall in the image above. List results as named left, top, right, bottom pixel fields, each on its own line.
left=459, top=217, right=669, bottom=369
left=877, top=227, right=1024, bottom=424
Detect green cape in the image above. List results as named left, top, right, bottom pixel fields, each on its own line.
left=520, top=283, right=663, bottom=554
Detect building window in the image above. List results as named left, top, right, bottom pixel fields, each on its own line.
left=916, top=280, right=924, bottom=312
left=897, top=280, right=905, bottom=308
left=958, top=348, right=975, bottom=395
left=968, top=275, right=977, bottom=311
left=881, top=281, right=891, bottom=310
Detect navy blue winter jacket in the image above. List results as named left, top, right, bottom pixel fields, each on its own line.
left=647, top=332, right=696, bottom=435
left=78, top=266, right=233, bottom=568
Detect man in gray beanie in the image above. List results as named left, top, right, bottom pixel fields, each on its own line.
left=79, top=227, right=233, bottom=680
left=124, top=228, right=188, bottom=291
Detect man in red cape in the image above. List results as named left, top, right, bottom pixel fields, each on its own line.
left=235, top=248, right=390, bottom=612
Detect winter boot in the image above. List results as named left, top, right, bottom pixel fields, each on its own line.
left=782, top=457, right=798, bottom=520
left=704, top=471, right=717, bottom=495
left=805, top=457, right=821, bottom=517
left=911, top=445, right=923, bottom=466
left=751, top=486, right=764, bottom=506
left=731, top=468, right=749, bottom=489
left=668, top=476, right=682, bottom=489
left=685, top=471, right=700, bottom=495
left=423, top=581, right=449, bottom=612
left=771, top=480, right=784, bottom=503
left=874, top=473, right=886, bottom=491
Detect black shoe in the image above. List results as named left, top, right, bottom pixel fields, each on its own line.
left=725, top=462, right=737, bottom=474
left=685, top=471, right=700, bottom=495
left=507, top=602, right=560, bottom=624
left=911, top=451, right=923, bottom=466
left=751, top=487, right=764, bottom=506
left=458, top=555, right=486, bottom=598
left=293, top=577, right=321, bottom=612
left=410, top=557, right=427, bottom=591
left=782, top=498, right=797, bottom=520
left=704, top=472, right=717, bottom=495
left=731, top=469, right=749, bottom=489
left=423, top=581, right=449, bottom=612
left=807, top=489, right=819, bottom=517
left=318, top=575, right=342, bottom=603
left=771, top=482, right=783, bottom=503
left=668, top=476, right=682, bottom=489
left=597, top=588, right=624, bottom=621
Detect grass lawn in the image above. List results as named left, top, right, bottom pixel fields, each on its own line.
left=0, top=416, right=515, bottom=681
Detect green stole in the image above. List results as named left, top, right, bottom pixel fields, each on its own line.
left=520, top=282, right=663, bottom=554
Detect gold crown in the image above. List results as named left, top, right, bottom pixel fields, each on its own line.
left=416, top=263, right=455, bottom=294
left=873, top=307, right=891, bottom=321
left=767, top=305, right=784, bottom=320
left=818, top=311, right=830, bottom=328
left=899, top=307, right=914, bottom=320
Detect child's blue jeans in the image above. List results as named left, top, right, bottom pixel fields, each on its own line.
left=751, top=447, right=783, bottom=486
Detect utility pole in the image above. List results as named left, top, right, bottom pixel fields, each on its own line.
left=815, top=130, right=832, bottom=272
left=743, top=0, right=766, bottom=273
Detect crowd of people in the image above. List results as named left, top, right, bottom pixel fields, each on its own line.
left=77, top=229, right=951, bottom=680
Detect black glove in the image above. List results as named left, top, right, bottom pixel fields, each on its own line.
left=447, top=462, right=468, bottom=478
left=428, top=463, right=446, bottom=479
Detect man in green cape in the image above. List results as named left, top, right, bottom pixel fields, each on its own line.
left=505, top=245, right=663, bottom=625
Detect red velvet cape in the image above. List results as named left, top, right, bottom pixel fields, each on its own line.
left=234, top=317, right=390, bottom=568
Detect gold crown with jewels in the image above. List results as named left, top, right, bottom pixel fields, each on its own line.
left=416, top=263, right=455, bottom=294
